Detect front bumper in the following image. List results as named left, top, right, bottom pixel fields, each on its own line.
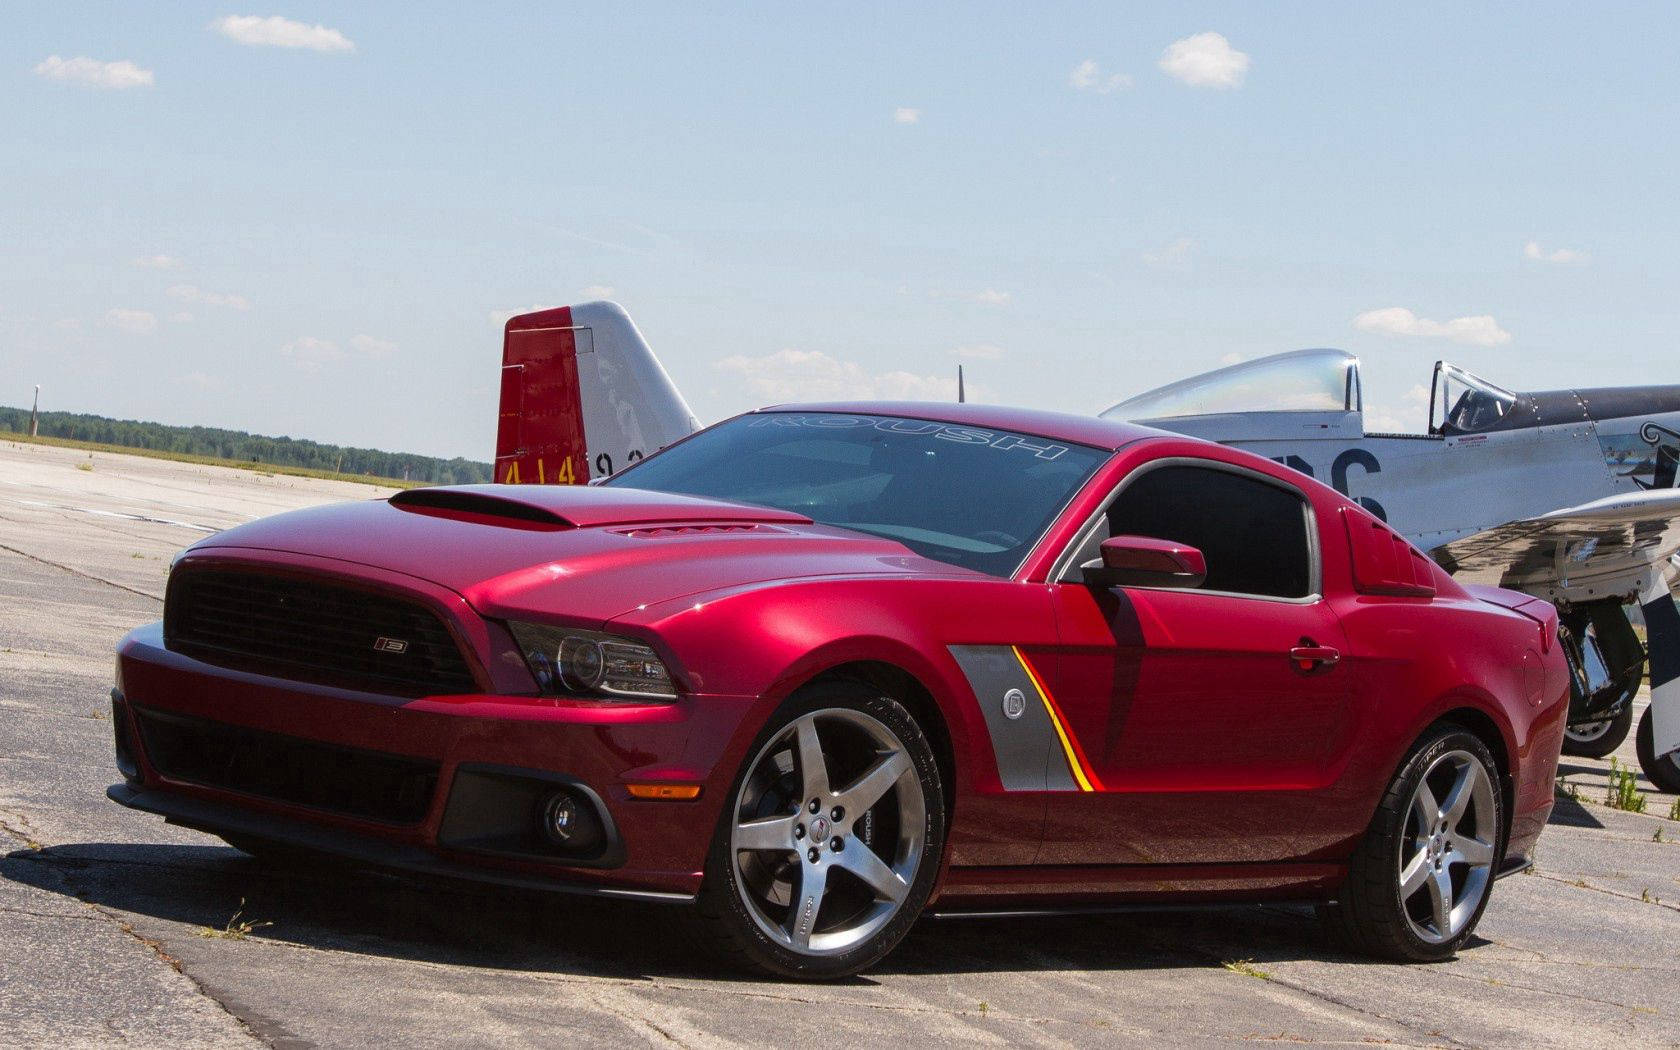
left=112, top=622, right=767, bottom=899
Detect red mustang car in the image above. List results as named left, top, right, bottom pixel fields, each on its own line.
left=109, top=404, right=1568, bottom=978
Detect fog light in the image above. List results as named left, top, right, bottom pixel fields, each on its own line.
left=542, top=791, right=582, bottom=844
left=537, top=789, right=604, bottom=853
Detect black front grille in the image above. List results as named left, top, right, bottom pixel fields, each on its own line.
left=135, top=708, right=438, bottom=825
left=165, top=568, right=479, bottom=698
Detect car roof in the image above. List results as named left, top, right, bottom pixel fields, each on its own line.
left=749, top=401, right=1168, bottom=452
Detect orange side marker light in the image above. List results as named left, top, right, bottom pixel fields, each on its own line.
left=627, top=783, right=702, bottom=800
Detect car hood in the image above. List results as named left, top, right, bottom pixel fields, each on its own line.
left=186, top=485, right=978, bottom=624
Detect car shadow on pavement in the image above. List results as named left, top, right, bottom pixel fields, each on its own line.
left=1545, top=788, right=1607, bottom=829
left=0, top=840, right=1429, bottom=982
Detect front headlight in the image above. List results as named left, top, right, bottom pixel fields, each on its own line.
left=506, top=622, right=678, bottom=701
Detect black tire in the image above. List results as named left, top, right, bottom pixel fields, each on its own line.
left=1635, top=707, right=1680, bottom=793
left=688, top=681, right=946, bottom=979
left=1324, top=723, right=1504, bottom=962
left=1561, top=702, right=1635, bottom=758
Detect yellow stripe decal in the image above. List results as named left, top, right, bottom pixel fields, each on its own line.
left=1012, top=646, right=1095, bottom=793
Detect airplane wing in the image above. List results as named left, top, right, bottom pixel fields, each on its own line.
left=1431, top=488, right=1680, bottom=600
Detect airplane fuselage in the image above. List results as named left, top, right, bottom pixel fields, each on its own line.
left=1149, top=405, right=1680, bottom=603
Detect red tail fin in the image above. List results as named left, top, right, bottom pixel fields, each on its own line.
left=494, top=302, right=698, bottom=484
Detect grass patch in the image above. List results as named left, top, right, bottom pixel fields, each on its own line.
left=197, top=898, right=272, bottom=941
left=1605, top=758, right=1648, bottom=814
left=7, top=433, right=418, bottom=489
left=1221, top=958, right=1271, bottom=980
left=1670, top=796, right=1680, bottom=822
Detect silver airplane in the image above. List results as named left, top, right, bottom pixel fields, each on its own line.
left=491, top=305, right=1680, bottom=791
left=1103, top=350, right=1680, bottom=789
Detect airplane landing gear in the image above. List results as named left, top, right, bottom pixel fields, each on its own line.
left=1634, top=576, right=1680, bottom=793
left=1636, top=709, right=1680, bottom=793
left=1558, top=604, right=1643, bottom=758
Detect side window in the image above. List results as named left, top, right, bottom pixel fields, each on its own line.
left=1065, top=464, right=1315, bottom=599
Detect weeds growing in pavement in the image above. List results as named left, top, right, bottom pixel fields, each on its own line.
left=197, top=898, right=272, bottom=941
left=1222, top=959, right=1271, bottom=980
left=1605, top=758, right=1648, bottom=814
left=1555, top=776, right=1581, bottom=802
left=1670, top=796, right=1680, bottom=821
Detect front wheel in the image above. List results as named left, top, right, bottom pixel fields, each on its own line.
left=1635, top=707, right=1680, bottom=793
left=690, top=683, right=946, bottom=979
left=1325, top=724, right=1503, bottom=961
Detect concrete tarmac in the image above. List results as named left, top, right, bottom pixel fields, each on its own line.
left=2, top=439, right=1677, bottom=1048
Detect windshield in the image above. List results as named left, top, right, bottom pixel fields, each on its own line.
left=1431, top=363, right=1519, bottom=434
left=603, top=412, right=1109, bottom=576
left=1102, top=349, right=1359, bottom=421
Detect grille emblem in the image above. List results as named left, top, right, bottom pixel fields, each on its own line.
left=373, top=637, right=409, bottom=654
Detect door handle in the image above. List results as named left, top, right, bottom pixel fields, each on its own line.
left=1290, top=645, right=1341, bottom=672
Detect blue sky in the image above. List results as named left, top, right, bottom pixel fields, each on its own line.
left=6, top=4, right=1678, bottom=458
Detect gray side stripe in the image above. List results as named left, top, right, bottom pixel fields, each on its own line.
left=948, top=645, right=1077, bottom=792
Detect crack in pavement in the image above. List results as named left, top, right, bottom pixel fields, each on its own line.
left=1433, top=964, right=1656, bottom=1015
left=1529, top=870, right=1680, bottom=913
left=0, top=807, right=285, bottom=1048
left=0, top=542, right=164, bottom=602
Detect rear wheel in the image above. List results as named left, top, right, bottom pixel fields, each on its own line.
left=1635, top=707, right=1680, bottom=793
left=1562, top=702, right=1635, bottom=758
left=1325, top=725, right=1503, bottom=961
left=690, top=683, right=945, bottom=979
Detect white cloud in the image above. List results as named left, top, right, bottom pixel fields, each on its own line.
left=168, top=284, right=250, bottom=310
left=951, top=344, right=1004, bottom=360
left=1353, top=307, right=1512, bottom=347
left=33, top=55, right=154, bottom=89
left=106, top=307, right=156, bottom=330
left=1524, top=239, right=1588, bottom=264
left=107, top=309, right=157, bottom=334
left=133, top=254, right=182, bottom=270
left=578, top=285, right=615, bottom=300
left=170, top=311, right=194, bottom=324
left=1219, top=352, right=1245, bottom=366
left=893, top=106, right=921, bottom=124
left=1158, top=32, right=1250, bottom=89
left=714, top=349, right=959, bottom=404
left=52, top=318, right=82, bottom=331
left=280, top=336, right=343, bottom=372
left=490, top=304, right=559, bottom=327
left=1069, top=59, right=1132, bottom=94
left=1365, top=384, right=1434, bottom=434
left=350, top=334, right=397, bottom=358
left=1143, top=237, right=1195, bottom=272
left=212, top=15, right=355, bottom=53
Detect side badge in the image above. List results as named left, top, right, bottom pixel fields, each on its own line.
left=1001, top=687, right=1026, bottom=720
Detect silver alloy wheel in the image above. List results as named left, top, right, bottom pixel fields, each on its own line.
left=730, top=707, right=926, bottom=956
left=1399, top=749, right=1497, bottom=945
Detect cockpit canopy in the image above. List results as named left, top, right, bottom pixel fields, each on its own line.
left=1429, top=362, right=1525, bottom=435
left=1101, top=349, right=1362, bottom=422
left=1104, top=349, right=1539, bottom=438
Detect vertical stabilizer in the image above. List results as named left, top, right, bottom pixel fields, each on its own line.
left=494, top=302, right=700, bottom=484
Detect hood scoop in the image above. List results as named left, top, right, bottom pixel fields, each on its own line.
left=388, top=484, right=813, bottom=529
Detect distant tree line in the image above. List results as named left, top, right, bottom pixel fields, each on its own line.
left=0, top=406, right=491, bottom=485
